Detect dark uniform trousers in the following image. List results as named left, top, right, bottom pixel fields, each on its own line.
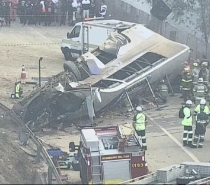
left=136, top=130, right=147, bottom=150
left=183, top=126, right=193, bottom=146
left=192, top=123, right=206, bottom=148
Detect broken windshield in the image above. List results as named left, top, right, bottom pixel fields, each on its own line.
left=98, top=32, right=128, bottom=56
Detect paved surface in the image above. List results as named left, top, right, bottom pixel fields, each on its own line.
left=145, top=94, right=210, bottom=172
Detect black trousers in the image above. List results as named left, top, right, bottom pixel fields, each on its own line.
left=192, top=123, right=206, bottom=148
left=182, top=90, right=191, bottom=102
left=136, top=130, right=147, bottom=150
left=183, top=126, right=193, bottom=146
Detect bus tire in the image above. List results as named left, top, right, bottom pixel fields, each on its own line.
left=63, top=61, right=82, bottom=81
left=64, top=48, right=73, bottom=61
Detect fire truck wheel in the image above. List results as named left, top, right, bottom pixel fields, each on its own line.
left=63, top=61, right=82, bottom=81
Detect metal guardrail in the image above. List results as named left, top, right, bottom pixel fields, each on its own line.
left=118, top=173, right=156, bottom=184
left=188, top=177, right=210, bottom=184
left=0, top=103, right=63, bottom=184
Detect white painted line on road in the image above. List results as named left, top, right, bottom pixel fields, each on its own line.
left=147, top=115, right=200, bottom=163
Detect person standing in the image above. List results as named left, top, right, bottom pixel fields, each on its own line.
left=10, top=0, right=18, bottom=21
left=89, top=0, right=95, bottom=18
left=192, top=61, right=200, bottom=87
left=18, top=0, right=26, bottom=24
left=81, top=0, right=90, bottom=19
left=199, top=62, right=209, bottom=85
left=191, top=111, right=209, bottom=148
left=193, top=78, right=208, bottom=106
left=98, top=0, right=107, bottom=18
left=155, top=79, right=169, bottom=104
left=34, top=0, right=42, bottom=26
left=180, top=69, right=193, bottom=102
left=67, top=0, right=73, bottom=25
left=3, top=2, right=11, bottom=26
left=133, top=106, right=147, bottom=150
left=0, top=1, right=4, bottom=27
left=181, top=100, right=193, bottom=147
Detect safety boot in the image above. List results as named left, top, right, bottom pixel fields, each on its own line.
left=190, top=144, right=197, bottom=148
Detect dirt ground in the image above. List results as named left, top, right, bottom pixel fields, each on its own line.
left=0, top=21, right=70, bottom=183
left=0, top=22, right=68, bottom=108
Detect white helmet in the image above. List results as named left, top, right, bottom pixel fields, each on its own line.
left=198, top=78, right=203, bottom=83
left=200, top=99, right=206, bottom=105
left=136, top=106, right=142, bottom=112
left=186, top=100, right=193, bottom=105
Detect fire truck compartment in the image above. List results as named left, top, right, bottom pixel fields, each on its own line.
left=102, top=160, right=131, bottom=184
left=81, top=126, right=141, bottom=156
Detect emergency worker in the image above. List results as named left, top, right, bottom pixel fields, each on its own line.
left=193, top=78, right=208, bottom=105
left=192, top=61, right=200, bottom=86
left=199, top=62, right=209, bottom=85
left=155, top=79, right=169, bottom=104
left=180, top=69, right=192, bottom=102
left=194, top=99, right=209, bottom=117
left=182, top=100, right=193, bottom=147
left=191, top=111, right=209, bottom=148
left=15, top=82, right=21, bottom=99
left=133, top=106, right=147, bottom=150
left=183, top=61, right=191, bottom=72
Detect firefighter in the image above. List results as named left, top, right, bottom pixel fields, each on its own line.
left=199, top=62, right=209, bottom=85
left=133, top=106, right=147, bottom=150
left=155, top=79, right=169, bottom=104
left=191, top=111, right=209, bottom=148
left=192, top=61, right=200, bottom=86
left=183, top=61, right=191, bottom=72
left=193, top=78, right=208, bottom=106
left=180, top=69, right=192, bottom=102
left=182, top=100, right=193, bottom=147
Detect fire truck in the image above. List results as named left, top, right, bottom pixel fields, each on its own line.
left=69, top=123, right=149, bottom=184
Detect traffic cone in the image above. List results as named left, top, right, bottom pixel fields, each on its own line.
left=21, top=65, right=26, bottom=80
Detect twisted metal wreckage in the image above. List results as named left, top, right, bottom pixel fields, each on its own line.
left=12, top=20, right=190, bottom=129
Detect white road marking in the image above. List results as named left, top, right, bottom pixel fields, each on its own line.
left=147, top=115, right=200, bottom=163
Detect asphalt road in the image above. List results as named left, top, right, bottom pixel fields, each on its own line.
left=144, top=93, right=210, bottom=172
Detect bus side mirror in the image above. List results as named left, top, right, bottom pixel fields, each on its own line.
left=69, top=142, right=75, bottom=152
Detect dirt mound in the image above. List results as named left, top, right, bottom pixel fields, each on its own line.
left=0, top=129, right=35, bottom=184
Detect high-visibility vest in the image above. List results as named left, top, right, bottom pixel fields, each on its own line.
left=182, top=107, right=192, bottom=126
left=194, top=105, right=209, bottom=115
left=15, top=83, right=20, bottom=93
left=135, top=113, right=146, bottom=131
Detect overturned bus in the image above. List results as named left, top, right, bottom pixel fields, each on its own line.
left=13, top=20, right=190, bottom=128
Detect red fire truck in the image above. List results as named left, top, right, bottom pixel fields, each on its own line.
left=69, top=123, right=149, bottom=184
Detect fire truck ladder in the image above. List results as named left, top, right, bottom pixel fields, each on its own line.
left=90, top=147, right=102, bottom=184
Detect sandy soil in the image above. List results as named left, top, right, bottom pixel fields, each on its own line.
left=0, top=21, right=71, bottom=183
left=0, top=22, right=69, bottom=108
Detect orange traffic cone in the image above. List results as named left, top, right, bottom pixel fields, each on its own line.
left=21, top=65, right=26, bottom=80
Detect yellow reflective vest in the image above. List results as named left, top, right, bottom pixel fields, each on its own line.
left=194, top=105, right=209, bottom=120
left=182, top=107, right=192, bottom=126
left=135, top=113, right=146, bottom=131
